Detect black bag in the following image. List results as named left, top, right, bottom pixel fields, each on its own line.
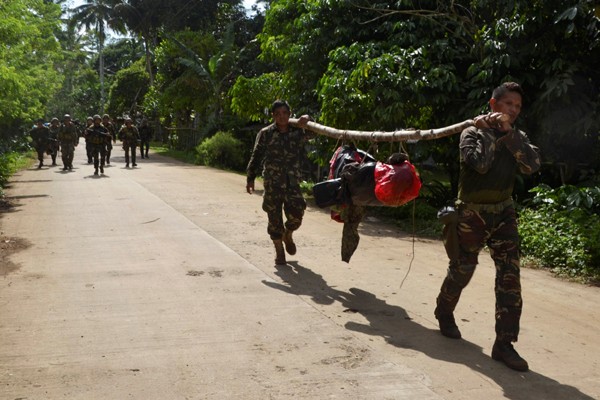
left=312, top=178, right=344, bottom=208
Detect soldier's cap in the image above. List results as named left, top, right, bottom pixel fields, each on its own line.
left=102, top=114, right=110, bottom=119
left=93, top=114, right=102, bottom=121
left=51, top=117, right=59, bottom=123
left=125, top=117, right=133, bottom=123
left=63, top=114, right=71, bottom=120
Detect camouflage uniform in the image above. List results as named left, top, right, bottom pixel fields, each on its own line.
left=138, top=120, right=153, bottom=159
left=436, top=125, right=540, bottom=342
left=247, top=123, right=312, bottom=240
left=118, top=124, right=140, bottom=167
left=57, top=122, right=79, bottom=170
left=29, top=123, right=50, bottom=168
left=102, top=116, right=116, bottom=164
left=47, top=120, right=60, bottom=166
left=86, top=122, right=110, bottom=175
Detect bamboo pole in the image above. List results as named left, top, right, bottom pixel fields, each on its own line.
left=289, top=118, right=475, bottom=142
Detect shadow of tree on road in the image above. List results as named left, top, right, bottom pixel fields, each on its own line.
left=262, top=262, right=595, bottom=400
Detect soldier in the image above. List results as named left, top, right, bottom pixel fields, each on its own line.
left=118, top=117, right=140, bottom=167
left=57, top=114, right=79, bottom=171
left=84, top=116, right=94, bottom=163
left=85, top=115, right=110, bottom=175
left=29, top=119, right=50, bottom=169
left=138, top=118, right=153, bottom=159
left=434, top=82, right=541, bottom=371
left=47, top=117, right=60, bottom=166
left=102, top=114, right=116, bottom=165
left=246, top=100, right=312, bottom=265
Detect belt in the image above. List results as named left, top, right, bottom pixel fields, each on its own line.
left=456, top=198, right=513, bottom=213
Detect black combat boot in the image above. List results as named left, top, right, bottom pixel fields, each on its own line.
left=273, top=239, right=286, bottom=266
left=282, top=229, right=297, bottom=255
left=435, top=310, right=462, bottom=339
left=492, top=340, right=529, bottom=371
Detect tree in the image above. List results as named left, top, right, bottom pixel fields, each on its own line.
left=106, top=58, right=150, bottom=118
left=235, top=0, right=599, bottom=190
left=70, top=0, right=126, bottom=110
left=0, top=0, right=63, bottom=134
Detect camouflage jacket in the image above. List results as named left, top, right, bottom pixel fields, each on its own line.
left=29, top=126, right=50, bottom=149
left=57, top=124, right=79, bottom=145
left=138, top=125, right=153, bottom=141
left=246, top=123, right=312, bottom=190
left=118, top=126, right=140, bottom=145
left=458, top=126, right=541, bottom=204
left=48, top=125, right=60, bottom=140
left=86, top=124, right=110, bottom=145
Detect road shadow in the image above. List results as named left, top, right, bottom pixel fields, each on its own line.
left=262, top=262, right=595, bottom=400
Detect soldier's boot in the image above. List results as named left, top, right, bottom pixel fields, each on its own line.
left=492, top=340, right=529, bottom=371
left=273, top=240, right=287, bottom=266
left=282, top=229, right=297, bottom=255
left=94, top=168, right=99, bottom=176
left=52, top=156, right=57, bottom=166
left=38, top=160, right=43, bottom=169
left=434, top=304, right=462, bottom=339
left=100, top=165, right=104, bottom=174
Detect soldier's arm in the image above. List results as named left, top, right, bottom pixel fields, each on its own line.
left=246, top=128, right=267, bottom=184
left=497, top=130, right=541, bottom=175
left=459, top=127, right=496, bottom=174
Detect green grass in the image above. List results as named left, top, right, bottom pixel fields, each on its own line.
left=150, top=142, right=197, bottom=164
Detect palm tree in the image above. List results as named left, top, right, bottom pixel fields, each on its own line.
left=69, top=0, right=125, bottom=110
left=113, top=0, right=160, bottom=86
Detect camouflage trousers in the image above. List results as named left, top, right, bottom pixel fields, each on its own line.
left=340, top=204, right=366, bottom=263
left=60, top=143, right=75, bottom=167
left=436, top=205, right=522, bottom=342
left=262, top=183, right=306, bottom=240
left=90, top=144, right=106, bottom=169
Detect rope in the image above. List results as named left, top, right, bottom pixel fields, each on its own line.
left=399, top=198, right=417, bottom=289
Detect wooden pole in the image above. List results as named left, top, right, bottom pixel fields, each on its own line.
left=289, top=118, right=475, bottom=142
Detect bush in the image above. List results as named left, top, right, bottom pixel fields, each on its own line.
left=195, top=131, right=245, bottom=171
left=519, top=184, right=600, bottom=281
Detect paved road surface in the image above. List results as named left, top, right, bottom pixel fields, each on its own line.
left=1, top=144, right=598, bottom=399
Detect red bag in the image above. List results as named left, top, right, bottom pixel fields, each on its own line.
left=373, top=161, right=421, bottom=206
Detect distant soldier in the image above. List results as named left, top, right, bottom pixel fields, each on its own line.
left=84, top=116, right=94, bottom=163
left=57, top=114, right=79, bottom=171
left=102, top=114, right=116, bottom=165
left=118, top=117, right=140, bottom=168
left=29, top=119, right=50, bottom=169
left=86, top=115, right=110, bottom=175
left=47, top=117, right=60, bottom=166
left=138, top=118, right=153, bottom=159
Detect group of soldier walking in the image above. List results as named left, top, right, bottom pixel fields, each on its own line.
left=29, top=114, right=154, bottom=175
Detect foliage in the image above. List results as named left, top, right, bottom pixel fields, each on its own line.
left=0, top=135, right=34, bottom=195
left=229, top=73, right=284, bottom=122
left=0, top=0, right=63, bottom=132
left=106, top=58, right=150, bottom=118
left=519, top=184, right=600, bottom=280
left=195, top=131, right=245, bottom=170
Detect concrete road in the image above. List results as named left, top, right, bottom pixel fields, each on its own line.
left=1, top=144, right=598, bottom=400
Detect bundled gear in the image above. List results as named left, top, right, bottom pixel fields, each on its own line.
left=312, top=144, right=422, bottom=261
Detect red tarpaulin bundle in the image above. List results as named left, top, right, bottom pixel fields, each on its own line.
left=373, top=161, right=421, bottom=206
